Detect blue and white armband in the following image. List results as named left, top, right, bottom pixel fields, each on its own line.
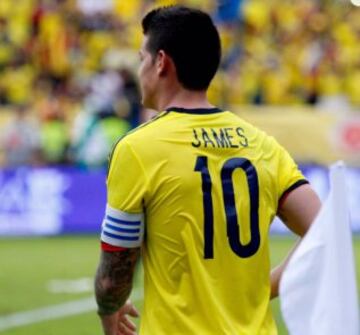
left=100, top=205, right=145, bottom=248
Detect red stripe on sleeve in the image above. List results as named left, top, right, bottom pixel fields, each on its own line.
left=101, top=241, right=128, bottom=252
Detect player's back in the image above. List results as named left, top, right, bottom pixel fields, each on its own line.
left=110, top=107, right=305, bottom=335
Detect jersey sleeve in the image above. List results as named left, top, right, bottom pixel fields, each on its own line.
left=100, top=139, right=147, bottom=249
left=276, top=144, right=309, bottom=207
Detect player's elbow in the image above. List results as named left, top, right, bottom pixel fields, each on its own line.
left=95, top=275, right=114, bottom=297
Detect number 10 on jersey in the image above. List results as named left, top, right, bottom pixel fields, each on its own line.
left=194, top=156, right=261, bottom=259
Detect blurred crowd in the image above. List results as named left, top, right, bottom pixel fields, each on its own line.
left=0, top=0, right=359, bottom=167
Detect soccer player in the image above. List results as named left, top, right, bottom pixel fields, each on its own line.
left=94, top=6, right=321, bottom=335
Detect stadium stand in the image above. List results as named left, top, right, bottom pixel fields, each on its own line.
left=0, top=0, right=358, bottom=167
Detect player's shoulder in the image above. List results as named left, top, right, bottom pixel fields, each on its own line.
left=109, top=111, right=170, bottom=157
left=126, top=111, right=171, bottom=142
left=227, top=110, right=283, bottom=151
left=226, top=110, right=266, bottom=136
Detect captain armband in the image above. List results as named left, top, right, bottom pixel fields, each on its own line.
left=100, top=205, right=145, bottom=248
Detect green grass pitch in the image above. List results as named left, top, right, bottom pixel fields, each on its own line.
left=0, top=236, right=359, bottom=335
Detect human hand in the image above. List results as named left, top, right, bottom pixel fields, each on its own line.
left=100, top=300, right=140, bottom=335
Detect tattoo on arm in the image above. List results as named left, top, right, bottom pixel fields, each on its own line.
left=95, top=248, right=140, bottom=316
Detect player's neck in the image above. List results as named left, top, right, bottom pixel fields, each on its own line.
left=157, top=88, right=213, bottom=112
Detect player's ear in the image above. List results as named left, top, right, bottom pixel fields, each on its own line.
left=156, top=50, right=171, bottom=76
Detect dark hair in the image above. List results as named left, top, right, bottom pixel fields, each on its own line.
left=142, top=6, right=221, bottom=91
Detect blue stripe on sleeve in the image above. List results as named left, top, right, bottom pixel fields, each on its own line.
left=105, top=223, right=140, bottom=234
left=106, top=215, right=141, bottom=226
left=102, top=231, right=139, bottom=241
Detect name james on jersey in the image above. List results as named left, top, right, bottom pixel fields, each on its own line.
left=191, top=127, right=249, bottom=149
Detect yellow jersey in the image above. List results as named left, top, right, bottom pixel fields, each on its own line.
left=102, top=107, right=307, bottom=335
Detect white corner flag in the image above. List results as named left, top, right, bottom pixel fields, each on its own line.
left=279, top=162, right=360, bottom=335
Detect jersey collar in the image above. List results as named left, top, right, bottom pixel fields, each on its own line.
left=165, top=107, right=223, bottom=114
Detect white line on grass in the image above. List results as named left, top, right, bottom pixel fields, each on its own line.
left=47, top=277, right=93, bottom=294
left=0, top=289, right=143, bottom=332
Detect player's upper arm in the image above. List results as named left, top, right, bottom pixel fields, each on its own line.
left=273, top=140, right=321, bottom=236
left=100, top=138, right=148, bottom=250
left=276, top=143, right=308, bottom=199
left=278, top=183, right=321, bottom=237
left=107, top=138, right=148, bottom=211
